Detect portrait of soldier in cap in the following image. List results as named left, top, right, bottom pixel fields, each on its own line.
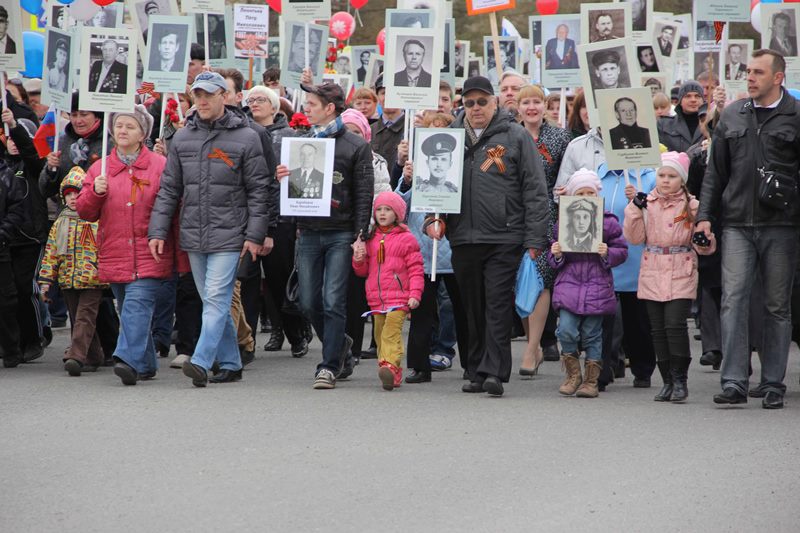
left=416, top=133, right=459, bottom=194
left=139, top=0, right=161, bottom=45
left=590, top=11, right=624, bottom=43
left=608, top=97, right=652, bottom=150
left=289, top=143, right=325, bottom=199
left=589, top=48, right=629, bottom=100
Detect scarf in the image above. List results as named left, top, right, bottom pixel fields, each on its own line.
left=463, top=110, right=497, bottom=146
left=68, top=120, right=102, bottom=166
left=55, top=208, right=79, bottom=255
left=311, top=116, right=344, bottom=138
left=117, top=147, right=140, bottom=167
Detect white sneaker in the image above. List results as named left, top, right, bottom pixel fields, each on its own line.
left=429, top=354, right=453, bottom=371
left=313, top=369, right=336, bottom=389
left=170, top=353, right=191, bottom=369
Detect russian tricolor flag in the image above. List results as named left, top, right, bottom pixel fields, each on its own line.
left=33, top=106, right=57, bottom=159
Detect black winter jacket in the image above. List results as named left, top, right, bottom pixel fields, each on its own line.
left=698, top=92, right=800, bottom=227
left=39, top=121, right=108, bottom=200
left=657, top=106, right=705, bottom=153
left=0, top=161, right=25, bottom=261
left=3, top=124, right=48, bottom=246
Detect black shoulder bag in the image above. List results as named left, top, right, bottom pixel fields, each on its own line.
left=748, top=105, right=799, bottom=211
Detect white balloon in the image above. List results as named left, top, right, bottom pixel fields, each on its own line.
left=68, top=0, right=101, bottom=22
left=751, top=3, right=762, bottom=34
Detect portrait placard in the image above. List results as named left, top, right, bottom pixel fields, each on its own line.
left=693, top=50, right=720, bottom=80
left=365, top=54, right=384, bottom=90
left=128, top=0, right=179, bottom=53
left=454, top=40, right=469, bottom=86
left=195, top=9, right=239, bottom=68
left=693, top=18, right=720, bottom=52
left=761, top=4, right=800, bottom=58
left=695, top=0, right=750, bottom=23
left=0, top=0, right=25, bottom=71
left=410, top=128, right=465, bottom=214
left=636, top=44, right=661, bottom=73
left=580, top=2, right=631, bottom=45
left=233, top=4, right=269, bottom=59
left=674, top=13, right=693, bottom=51
left=528, top=16, right=542, bottom=85
left=619, top=0, right=653, bottom=43
left=384, top=28, right=440, bottom=109
left=596, top=87, right=660, bottom=171
left=321, top=73, right=352, bottom=99
left=280, top=138, right=335, bottom=217
left=466, top=57, right=484, bottom=78
left=536, top=15, right=581, bottom=89
left=386, top=8, right=433, bottom=30
left=78, top=26, right=137, bottom=113
left=641, top=74, right=667, bottom=97
left=143, top=15, right=191, bottom=93
left=265, top=37, right=280, bottom=70
left=723, top=39, right=751, bottom=82
left=466, top=0, right=515, bottom=17
left=282, top=0, right=331, bottom=23
left=48, top=0, right=77, bottom=31
left=653, top=19, right=679, bottom=61
left=83, top=2, right=124, bottom=29
left=483, top=36, right=519, bottom=86
left=181, top=0, right=225, bottom=15
left=558, top=196, right=604, bottom=254
left=578, top=39, right=639, bottom=128
left=280, top=22, right=329, bottom=91
left=350, top=45, right=378, bottom=88
left=440, top=19, right=456, bottom=86
left=42, top=28, right=74, bottom=110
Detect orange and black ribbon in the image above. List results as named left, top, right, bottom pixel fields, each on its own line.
left=129, top=175, right=150, bottom=205
left=480, top=146, right=507, bottom=173
left=538, top=142, right=553, bottom=165
left=208, top=148, right=234, bottom=168
left=79, top=224, right=96, bottom=248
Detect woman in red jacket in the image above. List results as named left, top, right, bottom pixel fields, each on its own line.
left=77, top=104, right=185, bottom=386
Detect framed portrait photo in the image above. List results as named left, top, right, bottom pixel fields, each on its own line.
left=280, top=137, right=336, bottom=217
left=194, top=12, right=231, bottom=67
left=84, top=1, right=124, bottom=29
left=619, top=0, right=653, bottom=43
left=41, top=27, right=74, bottom=111
left=143, top=15, right=192, bottom=93
left=280, top=22, right=329, bottom=91
left=558, top=196, right=605, bottom=254
left=484, top=36, right=519, bottom=87
left=440, top=19, right=456, bottom=85
left=653, top=20, right=679, bottom=61
left=410, top=128, right=465, bottom=214
left=128, top=0, right=179, bottom=52
left=581, top=2, right=631, bottom=45
left=466, top=57, right=484, bottom=78
left=350, top=45, right=378, bottom=88
left=761, top=4, right=800, bottom=58
left=385, top=8, right=433, bottom=31
left=265, top=37, right=280, bottom=70
left=596, top=87, right=661, bottom=171
left=578, top=39, right=639, bottom=128
left=0, top=0, right=24, bottom=70
left=454, top=40, right=470, bottom=87
left=537, top=14, right=581, bottom=89
left=641, top=74, right=667, bottom=97
left=78, top=26, right=138, bottom=113
left=48, top=0, right=77, bottom=31
left=365, top=54, right=384, bottom=90
left=383, top=28, right=440, bottom=109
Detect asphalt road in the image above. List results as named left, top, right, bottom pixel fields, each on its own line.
left=2, top=325, right=799, bottom=532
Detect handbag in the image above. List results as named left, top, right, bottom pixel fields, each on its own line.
left=514, top=254, right=544, bottom=319
left=758, top=169, right=798, bottom=211
left=282, top=252, right=303, bottom=316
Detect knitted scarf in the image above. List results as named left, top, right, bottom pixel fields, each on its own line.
left=55, top=208, right=78, bottom=255
left=68, top=120, right=102, bottom=166
left=312, top=116, right=344, bottom=138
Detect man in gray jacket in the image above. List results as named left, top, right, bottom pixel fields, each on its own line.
left=425, top=76, right=549, bottom=396
left=148, top=71, right=269, bottom=388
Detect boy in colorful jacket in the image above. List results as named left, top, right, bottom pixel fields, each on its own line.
left=39, top=167, right=107, bottom=376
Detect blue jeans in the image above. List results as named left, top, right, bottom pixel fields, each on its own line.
left=188, top=252, right=241, bottom=371
left=152, top=274, right=177, bottom=349
left=111, top=278, right=162, bottom=374
left=720, top=226, right=799, bottom=396
left=296, top=229, right=352, bottom=373
left=431, top=280, right=457, bottom=357
left=556, top=310, right=603, bottom=361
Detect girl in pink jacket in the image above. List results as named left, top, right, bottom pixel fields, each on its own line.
left=623, top=151, right=715, bottom=404
left=353, top=191, right=424, bottom=391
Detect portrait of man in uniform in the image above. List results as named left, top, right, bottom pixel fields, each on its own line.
left=416, top=133, right=459, bottom=193
left=289, top=143, right=324, bottom=199
left=88, top=39, right=128, bottom=94
left=560, top=197, right=602, bottom=253
left=608, top=97, right=651, bottom=150
left=590, top=11, right=623, bottom=42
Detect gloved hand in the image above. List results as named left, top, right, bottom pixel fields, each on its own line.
left=632, top=191, right=648, bottom=209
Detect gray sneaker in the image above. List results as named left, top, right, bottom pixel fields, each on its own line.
left=313, top=369, right=336, bottom=389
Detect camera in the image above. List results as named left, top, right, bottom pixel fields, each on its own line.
left=692, top=231, right=711, bottom=247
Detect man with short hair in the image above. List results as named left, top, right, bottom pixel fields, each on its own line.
left=394, top=39, right=432, bottom=88
left=356, top=50, right=371, bottom=84
left=657, top=26, right=675, bottom=57
left=726, top=44, right=747, bottom=81
left=498, top=71, right=527, bottom=115
left=545, top=23, right=579, bottom=69
left=591, top=50, right=623, bottom=98
left=609, top=97, right=652, bottom=149
left=155, top=31, right=182, bottom=72
left=415, top=133, right=458, bottom=193
left=148, top=71, right=269, bottom=387
left=0, top=6, right=16, bottom=54
left=697, top=49, right=800, bottom=409
left=768, top=12, right=797, bottom=57
left=424, top=76, right=549, bottom=397
left=657, top=79, right=706, bottom=152
left=187, top=43, right=205, bottom=84
left=592, top=12, right=622, bottom=42
left=88, top=40, right=128, bottom=93
left=276, top=82, right=374, bottom=389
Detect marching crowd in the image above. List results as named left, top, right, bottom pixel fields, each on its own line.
left=2, top=42, right=800, bottom=409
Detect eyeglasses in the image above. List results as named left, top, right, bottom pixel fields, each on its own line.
left=463, top=97, right=490, bottom=108
left=246, top=96, right=269, bottom=106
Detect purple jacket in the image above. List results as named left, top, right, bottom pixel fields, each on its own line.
left=547, top=212, right=628, bottom=316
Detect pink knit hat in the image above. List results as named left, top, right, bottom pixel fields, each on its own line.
left=659, top=151, right=690, bottom=183
left=373, top=191, right=407, bottom=223
left=341, top=108, right=372, bottom=142
left=565, top=168, right=603, bottom=196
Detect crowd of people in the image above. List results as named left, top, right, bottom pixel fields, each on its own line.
left=1, top=42, right=799, bottom=409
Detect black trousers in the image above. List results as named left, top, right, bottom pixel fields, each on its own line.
left=0, top=260, right=22, bottom=361
left=451, top=243, right=521, bottom=383
left=406, top=273, right=468, bottom=371
left=9, top=243, right=43, bottom=350
left=618, top=291, right=656, bottom=379
left=345, top=272, right=369, bottom=358
left=645, top=299, right=692, bottom=361
left=95, top=295, right=119, bottom=358
left=175, top=272, right=202, bottom=355
left=700, top=284, right=722, bottom=354
left=258, top=221, right=307, bottom=346
left=600, top=309, right=623, bottom=386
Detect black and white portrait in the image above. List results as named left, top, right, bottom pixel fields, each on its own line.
left=415, top=132, right=459, bottom=194
left=287, top=24, right=323, bottom=74
left=694, top=51, right=720, bottom=79
left=608, top=97, right=652, bottom=150
left=351, top=46, right=377, bottom=86
left=766, top=9, right=799, bottom=57
left=0, top=0, right=23, bottom=68
left=655, top=23, right=676, bottom=57
left=624, top=0, right=647, bottom=32
left=334, top=55, right=350, bottom=75
left=135, top=0, right=175, bottom=46
left=485, top=37, right=518, bottom=85
left=88, top=38, right=129, bottom=94
left=393, top=36, right=434, bottom=88
left=596, top=87, right=660, bottom=169
left=46, top=33, right=70, bottom=92
left=725, top=42, right=749, bottom=81
left=289, top=142, right=325, bottom=199
left=695, top=21, right=716, bottom=43
left=85, top=5, right=119, bottom=28
left=280, top=137, right=335, bottom=217
left=454, top=41, right=468, bottom=78
left=411, top=128, right=465, bottom=214
left=642, top=75, right=665, bottom=96
left=148, top=23, right=188, bottom=73
left=558, top=196, right=603, bottom=254
left=79, top=26, right=137, bottom=111
left=441, top=19, right=454, bottom=78
left=195, top=13, right=228, bottom=62
left=388, top=10, right=431, bottom=29
left=587, top=9, right=626, bottom=42
left=50, top=4, right=77, bottom=31
left=467, top=58, right=483, bottom=78
left=586, top=46, right=631, bottom=101
left=265, top=38, right=280, bottom=70
left=637, top=45, right=659, bottom=73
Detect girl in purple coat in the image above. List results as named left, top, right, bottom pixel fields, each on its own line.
left=548, top=169, right=628, bottom=398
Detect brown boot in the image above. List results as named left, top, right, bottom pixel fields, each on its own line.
left=559, top=353, right=582, bottom=395
left=576, top=359, right=603, bottom=398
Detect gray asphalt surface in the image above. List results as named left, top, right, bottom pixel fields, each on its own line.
left=2, top=324, right=799, bottom=532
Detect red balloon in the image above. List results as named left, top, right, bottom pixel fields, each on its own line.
left=535, top=0, right=559, bottom=15
left=266, top=0, right=281, bottom=14
left=376, top=28, right=386, bottom=55
left=751, top=0, right=760, bottom=8
left=92, top=0, right=116, bottom=5
left=351, top=0, right=369, bottom=9
left=329, top=11, right=355, bottom=41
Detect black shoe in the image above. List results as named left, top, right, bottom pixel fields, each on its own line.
left=42, top=326, right=53, bottom=348
left=633, top=377, right=651, bottom=388
left=337, top=354, right=355, bottom=380
left=210, top=369, right=243, bottom=383
left=155, top=342, right=170, bottom=358
left=748, top=387, right=766, bottom=398
left=614, top=360, right=626, bottom=379
left=542, top=343, right=560, bottom=362
left=462, top=369, right=470, bottom=380
left=22, top=342, right=44, bottom=363
left=291, top=338, right=309, bottom=358
left=762, top=391, right=784, bottom=409
left=2, top=357, right=21, bottom=368
left=360, top=346, right=378, bottom=360
left=482, top=376, right=504, bottom=396
left=654, top=360, right=672, bottom=402
left=64, top=359, right=83, bottom=377
left=405, top=369, right=431, bottom=384
left=260, top=318, right=272, bottom=333
left=713, top=388, right=747, bottom=405
left=182, top=361, right=208, bottom=388
left=462, top=381, right=485, bottom=393
left=336, top=335, right=353, bottom=378
left=113, top=361, right=138, bottom=386
left=699, top=351, right=723, bottom=370
left=240, top=349, right=255, bottom=367
left=139, top=370, right=157, bottom=380
left=51, top=318, right=67, bottom=328
left=263, top=330, right=285, bottom=352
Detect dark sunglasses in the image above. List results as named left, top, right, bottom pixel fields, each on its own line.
left=463, top=97, right=490, bottom=108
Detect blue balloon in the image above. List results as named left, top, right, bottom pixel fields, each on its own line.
left=788, top=88, right=800, bottom=100
left=20, top=0, right=43, bottom=15
left=761, top=0, right=783, bottom=3
left=20, top=32, right=45, bottom=78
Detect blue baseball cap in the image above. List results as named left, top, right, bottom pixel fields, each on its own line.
left=191, top=71, right=228, bottom=94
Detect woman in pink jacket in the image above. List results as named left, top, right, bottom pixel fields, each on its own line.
left=623, top=152, right=715, bottom=403
left=77, top=105, right=184, bottom=386
left=352, top=191, right=424, bottom=391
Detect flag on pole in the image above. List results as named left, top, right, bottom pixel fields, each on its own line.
left=33, top=106, right=57, bottom=158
